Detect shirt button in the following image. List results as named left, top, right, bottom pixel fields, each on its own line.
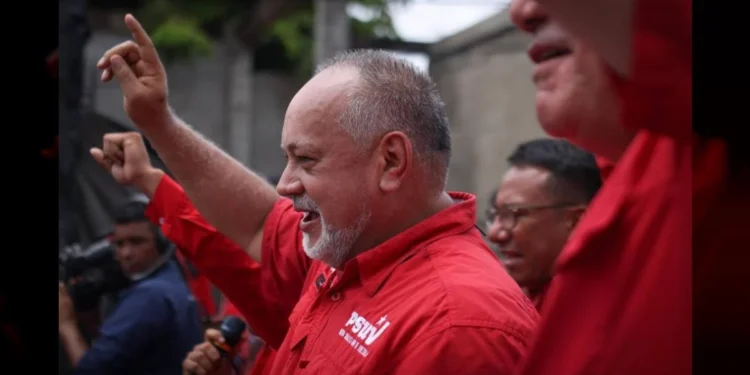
left=159, top=217, right=165, bottom=225
left=330, top=292, right=341, bottom=301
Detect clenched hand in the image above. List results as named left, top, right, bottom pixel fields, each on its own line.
left=182, top=328, right=233, bottom=375
left=90, top=132, right=164, bottom=194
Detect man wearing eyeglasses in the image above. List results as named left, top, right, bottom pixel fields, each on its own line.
left=486, top=138, right=602, bottom=310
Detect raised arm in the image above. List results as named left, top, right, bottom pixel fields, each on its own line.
left=94, top=14, right=278, bottom=260
left=139, top=115, right=277, bottom=262
left=91, top=130, right=271, bottom=263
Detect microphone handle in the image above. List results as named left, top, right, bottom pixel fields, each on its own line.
left=212, top=341, right=242, bottom=375
left=211, top=340, right=234, bottom=358
left=187, top=339, right=239, bottom=375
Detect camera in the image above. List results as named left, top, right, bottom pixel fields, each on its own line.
left=59, top=237, right=131, bottom=311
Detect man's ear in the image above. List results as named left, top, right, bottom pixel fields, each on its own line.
left=376, top=131, right=411, bottom=193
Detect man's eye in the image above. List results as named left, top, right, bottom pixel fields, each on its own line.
left=296, top=156, right=313, bottom=163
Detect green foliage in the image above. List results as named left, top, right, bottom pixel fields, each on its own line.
left=267, top=8, right=315, bottom=77
left=138, top=0, right=244, bottom=30
left=351, top=0, right=405, bottom=39
left=150, top=17, right=213, bottom=64
left=265, top=0, right=409, bottom=77
left=137, top=0, right=407, bottom=74
left=137, top=0, right=245, bottom=64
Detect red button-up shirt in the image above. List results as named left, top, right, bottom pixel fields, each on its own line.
left=515, top=0, right=694, bottom=374
left=147, top=176, right=538, bottom=374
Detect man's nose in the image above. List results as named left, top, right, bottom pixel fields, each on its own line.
left=487, top=221, right=511, bottom=245
left=117, top=246, right=133, bottom=259
left=509, top=0, right=548, bottom=33
left=276, top=165, right=303, bottom=198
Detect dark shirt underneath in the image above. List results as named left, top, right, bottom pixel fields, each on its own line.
left=76, top=261, right=202, bottom=375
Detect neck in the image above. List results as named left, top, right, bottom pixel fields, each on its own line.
left=350, top=190, right=455, bottom=257
left=404, top=191, right=455, bottom=229
left=129, top=248, right=173, bottom=281
left=524, top=281, right=551, bottom=301
left=586, top=128, right=637, bottom=163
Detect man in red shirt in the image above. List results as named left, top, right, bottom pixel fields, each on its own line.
left=486, top=138, right=602, bottom=311
left=92, top=14, right=538, bottom=375
left=505, top=0, right=713, bottom=374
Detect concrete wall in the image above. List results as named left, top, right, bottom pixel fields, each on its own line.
left=429, top=10, right=548, bottom=222
left=84, top=31, right=299, bottom=179
left=248, top=72, right=303, bottom=178
left=85, top=33, right=228, bottom=144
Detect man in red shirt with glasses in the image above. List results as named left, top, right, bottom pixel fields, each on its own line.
left=486, top=138, right=602, bottom=310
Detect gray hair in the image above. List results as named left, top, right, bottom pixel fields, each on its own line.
left=315, top=49, right=452, bottom=187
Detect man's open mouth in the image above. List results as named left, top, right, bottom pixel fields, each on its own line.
left=540, top=48, right=571, bottom=61
left=529, top=43, right=573, bottom=64
left=301, top=211, right=320, bottom=223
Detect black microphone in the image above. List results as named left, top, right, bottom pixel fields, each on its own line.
left=212, top=316, right=247, bottom=357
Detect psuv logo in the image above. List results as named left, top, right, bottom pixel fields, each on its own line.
left=338, top=311, right=390, bottom=357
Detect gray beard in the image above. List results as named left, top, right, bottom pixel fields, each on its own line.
left=302, top=209, right=371, bottom=268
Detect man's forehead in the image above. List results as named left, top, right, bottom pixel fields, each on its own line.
left=502, top=166, right=551, bottom=185
left=281, top=69, right=359, bottom=149
left=280, top=116, right=340, bottom=151
left=288, top=67, right=357, bottom=114
left=114, top=221, right=151, bottom=235
left=496, top=166, right=553, bottom=201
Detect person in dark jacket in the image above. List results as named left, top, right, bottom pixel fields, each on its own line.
left=59, top=199, right=203, bottom=375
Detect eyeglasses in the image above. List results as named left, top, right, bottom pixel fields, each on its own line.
left=485, top=202, right=577, bottom=231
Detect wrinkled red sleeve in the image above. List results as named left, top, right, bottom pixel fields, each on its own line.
left=389, top=326, right=527, bottom=375
left=144, top=175, right=311, bottom=349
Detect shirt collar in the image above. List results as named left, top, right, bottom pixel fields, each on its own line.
left=527, top=283, right=551, bottom=312
left=340, top=192, right=478, bottom=296
left=595, top=154, right=616, bottom=182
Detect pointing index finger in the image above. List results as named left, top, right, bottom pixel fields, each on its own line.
left=124, top=14, right=151, bottom=47
left=123, top=14, right=159, bottom=62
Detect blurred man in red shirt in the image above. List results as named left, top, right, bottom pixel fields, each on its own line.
left=173, top=251, right=216, bottom=320
left=486, top=138, right=602, bottom=310
left=505, top=0, right=746, bottom=374
left=91, top=14, right=538, bottom=375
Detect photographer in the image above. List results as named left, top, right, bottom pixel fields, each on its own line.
left=58, top=200, right=203, bottom=375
